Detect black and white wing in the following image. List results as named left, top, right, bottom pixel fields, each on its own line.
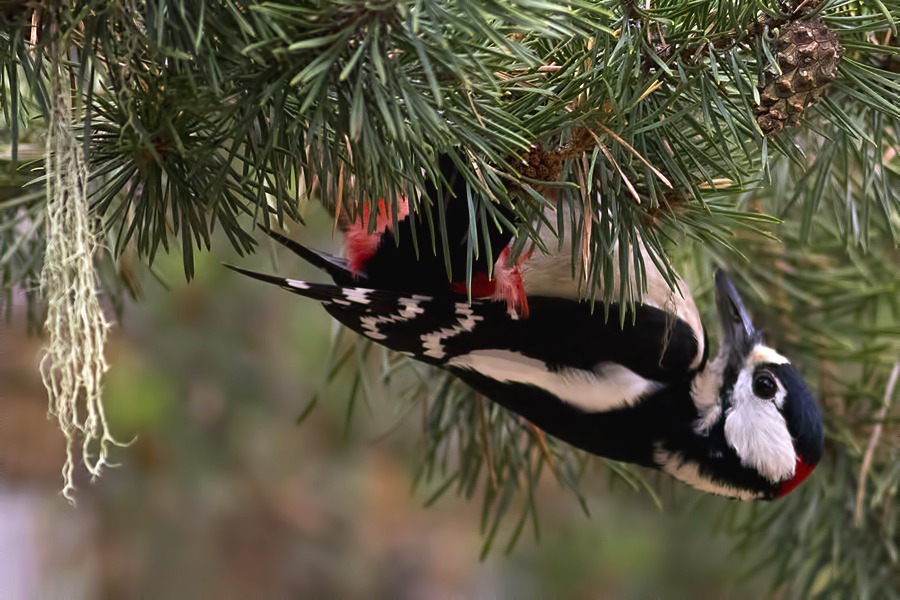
left=226, top=265, right=704, bottom=416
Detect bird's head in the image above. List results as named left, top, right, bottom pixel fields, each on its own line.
left=711, top=270, right=824, bottom=498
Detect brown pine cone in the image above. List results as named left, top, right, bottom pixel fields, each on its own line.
left=754, top=19, right=843, bottom=136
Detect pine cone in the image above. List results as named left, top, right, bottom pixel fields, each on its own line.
left=754, top=19, right=843, bottom=136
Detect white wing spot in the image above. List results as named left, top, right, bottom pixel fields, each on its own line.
left=286, top=279, right=310, bottom=290
left=448, top=350, right=662, bottom=411
left=360, top=297, right=424, bottom=341
left=344, top=288, right=371, bottom=304
left=421, top=303, right=482, bottom=359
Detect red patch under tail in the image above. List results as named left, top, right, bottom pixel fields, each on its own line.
left=447, top=246, right=531, bottom=318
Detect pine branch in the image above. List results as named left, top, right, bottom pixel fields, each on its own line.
left=0, top=1, right=899, bottom=593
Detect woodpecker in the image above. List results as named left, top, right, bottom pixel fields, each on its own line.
left=228, top=162, right=824, bottom=500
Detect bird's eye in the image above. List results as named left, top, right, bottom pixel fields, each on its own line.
left=753, top=372, right=778, bottom=399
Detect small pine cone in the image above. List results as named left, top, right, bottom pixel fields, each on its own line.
left=754, top=19, right=843, bottom=136
left=515, top=142, right=562, bottom=182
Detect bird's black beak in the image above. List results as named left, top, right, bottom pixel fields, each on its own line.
left=714, top=269, right=759, bottom=358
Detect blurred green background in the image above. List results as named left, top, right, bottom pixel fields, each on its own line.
left=1, top=206, right=771, bottom=599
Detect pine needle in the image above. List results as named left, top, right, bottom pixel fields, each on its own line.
left=855, top=359, right=900, bottom=527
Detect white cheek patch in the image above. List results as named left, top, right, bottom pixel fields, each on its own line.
left=448, top=350, right=662, bottom=412
left=693, top=344, right=790, bottom=431
left=724, top=368, right=796, bottom=483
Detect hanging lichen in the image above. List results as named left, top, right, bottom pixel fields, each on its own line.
left=40, top=27, right=118, bottom=504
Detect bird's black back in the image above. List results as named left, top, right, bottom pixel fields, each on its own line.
left=362, top=153, right=517, bottom=293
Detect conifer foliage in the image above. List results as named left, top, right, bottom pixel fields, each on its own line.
left=0, top=1, right=898, bottom=594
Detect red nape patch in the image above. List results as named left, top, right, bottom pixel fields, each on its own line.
left=774, top=456, right=816, bottom=499
left=447, top=247, right=531, bottom=318
left=343, top=198, right=410, bottom=274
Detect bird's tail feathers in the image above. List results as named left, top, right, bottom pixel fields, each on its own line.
left=223, top=264, right=405, bottom=310
left=255, top=224, right=359, bottom=285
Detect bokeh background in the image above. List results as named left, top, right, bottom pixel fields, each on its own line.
left=3, top=207, right=774, bottom=598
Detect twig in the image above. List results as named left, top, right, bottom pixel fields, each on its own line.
left=595, top=139, right=642, bottom=205
left=574, top=152, right=592, bottom=280
left=596, top=123, right=672, bottom=188
left=466, top=148, right=498, bottom=204
left=528, top=423, right=555, bottom=471
left=332, top=134, right=353, bottom=236
left=656, top=20, right=667, bottom=49
left=477, top=395, right=498, bottom=489
left=646, top=0, right=653, bottom=46
left=421, top=387, right=428, bottom=463
left=792, top=0, right=813, bottom=16
left=855, top=359, right=900, bottom=527
left=465, top=89, right=485, bottom=129
left=332, top=160, right=345, bottom=236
